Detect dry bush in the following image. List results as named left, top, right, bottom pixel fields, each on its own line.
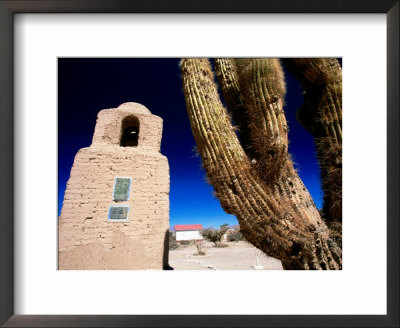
left=201, top=223, right=229, bottom=246
left=169, top=231, right=177, bottom=250
left=194, top=241, right=206, bottom=255
left=227, top=228, right=243, bottom=242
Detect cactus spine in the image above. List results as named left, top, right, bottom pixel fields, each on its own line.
left=180, top=58, right=342, bottom=269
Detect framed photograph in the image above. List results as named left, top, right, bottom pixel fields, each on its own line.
left=0, top=1, right=398, bottom=327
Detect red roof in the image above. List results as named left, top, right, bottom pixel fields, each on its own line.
left=174, top=224, right=203, bottom=231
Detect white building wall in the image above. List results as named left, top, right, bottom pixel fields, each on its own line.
left=176, top=230, right=203, bottom=241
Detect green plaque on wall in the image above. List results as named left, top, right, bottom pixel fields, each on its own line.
left=108, top=205, right=129, bottom=221
left=113, top=177, right=131, bottom=201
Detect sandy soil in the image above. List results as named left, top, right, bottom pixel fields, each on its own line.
left=169, top=241, right=283, bottom=270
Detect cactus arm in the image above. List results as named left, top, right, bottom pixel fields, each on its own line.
left=214, top=58, right=253, bottom=156
left=283, top=58, right=342, bottom=245
left=233, top=58, right=289, bottom=183
left=215, top=58, right=289, bottom=183
left=181, top=58, right=341, bottom=269
left=215, top=58, right=323, bottom=232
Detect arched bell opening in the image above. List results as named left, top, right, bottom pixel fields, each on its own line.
left=120, top=115, right=140, bottom=147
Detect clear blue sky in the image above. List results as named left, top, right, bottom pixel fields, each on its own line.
left=58, top=58, right=323, bottom=229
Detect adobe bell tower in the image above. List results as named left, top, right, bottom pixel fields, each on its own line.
left=58, top=102, right=170, bottom=270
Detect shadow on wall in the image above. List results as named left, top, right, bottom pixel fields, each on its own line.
left=163, top=229, right=174, bottom=270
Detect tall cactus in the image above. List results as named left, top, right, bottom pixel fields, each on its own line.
left=180, top=58, right=342, bottom=270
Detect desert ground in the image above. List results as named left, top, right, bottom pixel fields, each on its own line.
left=169, top=241, right=283, bottom=270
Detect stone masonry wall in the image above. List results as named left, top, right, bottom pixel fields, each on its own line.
left=58, top=103, right=170, bottom=270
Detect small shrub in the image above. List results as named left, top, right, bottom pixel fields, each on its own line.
left=169, top=231, right=177, bottom=250
left=194, top=241, right=206, bottom=255
left=227, top=229, right=243, bottom=242
left=201, top=223, right=229, bottom=246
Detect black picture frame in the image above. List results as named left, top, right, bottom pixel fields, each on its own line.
left=0, top=1, right=398, bottom=327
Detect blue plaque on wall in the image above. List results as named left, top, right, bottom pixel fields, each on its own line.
left=112, top=177, right=131, bottom=201
left=108, top=205, right=130, bottom=221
